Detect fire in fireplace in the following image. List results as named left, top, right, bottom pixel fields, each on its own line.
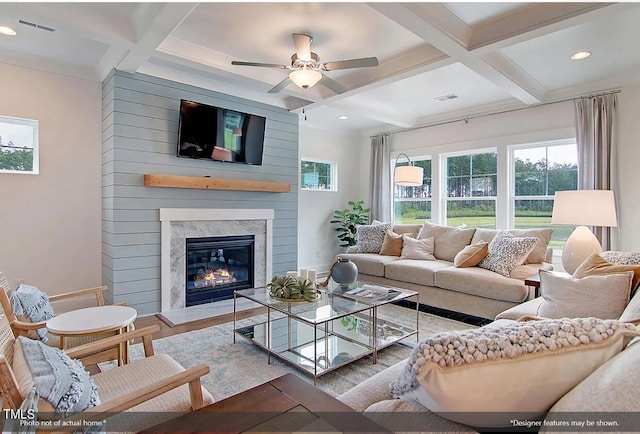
left=185, top=235, right=254, bottom=306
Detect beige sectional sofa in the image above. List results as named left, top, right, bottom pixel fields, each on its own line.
left=338, top=222, right=553, bottom=320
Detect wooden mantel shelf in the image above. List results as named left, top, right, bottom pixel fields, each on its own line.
left=144, top=174, right=290, bottom=193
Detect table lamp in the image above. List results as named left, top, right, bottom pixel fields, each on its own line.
left=551, top=190, right=618, bottom=274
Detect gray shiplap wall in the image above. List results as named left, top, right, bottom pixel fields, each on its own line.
left=102, top=70, right=298, bottom=315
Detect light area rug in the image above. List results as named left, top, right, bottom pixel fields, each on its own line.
left=106, top=305, right=475, bottom=401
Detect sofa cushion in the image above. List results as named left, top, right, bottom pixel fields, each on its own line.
left=434, top=266, right=529, bottom=303
left=478, top=232, right=539, bottom=277
left=364, top=399, right=473, bottom=433
left=379, top=230, right=404, bottom=256
left=389, top=318, right=639, bottom=428
left=417, top=222, right=476, bottom=262
left=472, top=228, right=553, bottom=264
left=542, top=339, right=640, bottom=431
left=537, top=270, right=633, bottom=319
left=494, top=297, right=545, bottom=321
left=400, top=236, right=435, bottom=260
left=573, top=253, right=640, bottom=295
left=391, top=223, right=422, bottom=235
left=357, top=223, right=393, bottom=253
left=337, top=253, right=400, bottom=277
left=453, top=241, right=488, bottom=267
left=385, top=259, right=451, bottom=287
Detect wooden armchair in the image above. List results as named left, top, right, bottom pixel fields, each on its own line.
left=0, top=316, right=214, bottom=433
left=0, top=271, right=128, bottom=363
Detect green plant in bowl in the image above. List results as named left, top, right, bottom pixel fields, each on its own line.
left=267, top=275, right=319, bottom=302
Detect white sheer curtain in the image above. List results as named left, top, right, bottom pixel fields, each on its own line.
left=574, top=93, right=618, bottom=250
left=369, top=134, right=391, bottom=223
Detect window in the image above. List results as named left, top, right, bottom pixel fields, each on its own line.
left=445, top=151, right=497, bottom=228
left=512, top=140, right=578, bottom=252
left=394, top=157, right=431, bottom=223
left=0, top=116, right=39, bottom=174
left=301, top=159, right=337, bottom=191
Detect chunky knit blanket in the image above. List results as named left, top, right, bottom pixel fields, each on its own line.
left=390, top=317, right=638, bottom=397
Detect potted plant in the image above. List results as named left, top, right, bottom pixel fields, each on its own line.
left=267, top=275, right=319, bottom=302
left=330, top=200, right=370, bottom=248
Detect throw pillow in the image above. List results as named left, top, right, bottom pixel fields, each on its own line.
left=379, top=230, right=404, bottom=256
left=453, top=241, right=488, bottom=267
left=417, top=222, right=476, bottom=262
left=356, top=223, right=392, bottom=253
left=472, top=228, right=553, bottom=264
left=389, top=318, right=639, bottom=427
left=619, top=286, right=640, bottom=323
left=477, top=232, right=539, bottom=277
left=573, top=253, right=640, bottom=295
left=537, top=270, right=633, bottom=319
left=9, top=284, right=54, bottom=342
left=600, top=250, right=640, bottom=266
left=400, top=236, right=435, bottom=260
left=16, top=336, right=100, bottom=418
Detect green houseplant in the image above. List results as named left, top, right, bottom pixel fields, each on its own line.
left=267, top=275, right=319, bottom=302
left=330, top=200, right=370, bottom=247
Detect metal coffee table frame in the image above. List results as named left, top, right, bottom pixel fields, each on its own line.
left=233, top=286, right=418, bottom=383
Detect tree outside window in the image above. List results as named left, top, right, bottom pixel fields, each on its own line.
left=394, top=157, right=431, bottom=223
left=446, top=151, right=497, bottom=228
left=301, top=159, right=337, bottom=191
left=512, top=142, right=578, bottom=251
left=0, top=116, right=39, bottom=174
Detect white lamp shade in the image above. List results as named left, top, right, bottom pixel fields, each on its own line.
left=289, top=69, right=322, bottom=89
left=394, top=165, right=424, bottom=187
left=551, top=190, right=618, bottom=227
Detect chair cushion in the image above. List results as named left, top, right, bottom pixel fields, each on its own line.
left=15, top=336, right=100, bottom=417
left=537, top=270, right=633, bottom=319
left=9, top=284, right=54, bottom=342
left=389, top=318, right=639, bottom=427
left=93, top=354, right=214, bottom=433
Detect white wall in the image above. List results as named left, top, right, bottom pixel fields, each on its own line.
left=0, top=63, right=102, bottom=301
left=298, top=125, right=367, bottom=272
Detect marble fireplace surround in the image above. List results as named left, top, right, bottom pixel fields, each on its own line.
left=160, top=208, right=274, bottom=313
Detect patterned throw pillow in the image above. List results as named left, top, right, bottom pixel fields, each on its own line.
left=10, top=284, right=54, bottom=342
left=357, top=223, right=392, bottom=253
left=17, top=336, right=101, bottom=418
left=478, top=232, right=539, bottom=277
left=601, top=251, right=640, bottom=266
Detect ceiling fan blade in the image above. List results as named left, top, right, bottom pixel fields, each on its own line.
left=320, top=74, right=347, bottom=94
left=292, top=33, right=312, bottom=61
left=231, top=61, right=287, bottom=68
left=323, top=57, right=379, bottom=71
left=268, top=77, right=292, bottom=93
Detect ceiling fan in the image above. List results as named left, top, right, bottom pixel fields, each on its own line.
left=231, top=33, right=379, bottom=94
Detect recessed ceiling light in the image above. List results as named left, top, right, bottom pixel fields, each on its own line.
left=338, top=115, right=348, bottom=120
left=0, top=26, right=17, bottom=36
left=571, top=51, right=591, bottom=60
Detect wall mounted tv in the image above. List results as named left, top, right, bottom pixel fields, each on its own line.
left=177, top=99, right=266, bottom=165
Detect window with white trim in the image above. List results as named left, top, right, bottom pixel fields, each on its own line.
left=393, top=156, right=432, bottom=223
left=511, top=140, right=578, bottom=252
left=301, top=158, right=337, bottom=191
left=0, top=116, right=39, bottom=174
left=445, top=150, right=497, bottom=228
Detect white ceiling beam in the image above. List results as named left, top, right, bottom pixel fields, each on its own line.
left=369, top=2, right=545, bottom=104
left=116, top=3, right=198, bottom=74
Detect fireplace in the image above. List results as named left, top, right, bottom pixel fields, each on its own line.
left=185, top=235, right=254, bottom=306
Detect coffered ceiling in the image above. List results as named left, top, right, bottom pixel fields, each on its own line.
left=1, top=2, right=639, bottom=134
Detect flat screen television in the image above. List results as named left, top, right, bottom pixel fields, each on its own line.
left=177, top=99, right=266, bottom=165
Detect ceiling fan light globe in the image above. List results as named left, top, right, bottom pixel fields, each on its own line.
left=289, top=69, right=322, bottom=89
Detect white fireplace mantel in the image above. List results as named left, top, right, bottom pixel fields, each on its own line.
left=160, top=208, right=274, bottom=313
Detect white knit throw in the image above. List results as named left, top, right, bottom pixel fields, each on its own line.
left=390, top=318, right=638, bottom=397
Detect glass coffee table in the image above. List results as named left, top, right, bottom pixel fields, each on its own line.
left=233, top=285, right=418, bottom=383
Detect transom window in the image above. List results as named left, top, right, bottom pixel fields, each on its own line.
left=0, top=116, right=39, bottom=175
left=393, top=157, right=431, bottom=223
left=301, top=158, right=337, bottom=191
